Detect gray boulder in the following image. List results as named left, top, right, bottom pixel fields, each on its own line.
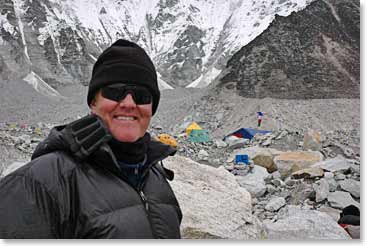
left=291, top=167, right=324, bottom=179
left=314, top=178, right=330, bottom=202
left=274, top=151, right=323, bottom=178
left=324, top=172, right=334, bottom=179
left=327, top=191, right=360, bottom=209
left=334, top=173, right=346, bottom=180
left=339, top=179, right=360, bottom=198
left=214, top=139, right=227, bottom=148
left=317, top=206, right=342, bottom=222
left=164, top=155, right=265, bottom=239
left=264, top=206, right=351, bottom=239
left=288, top=183, right=314, bottom=205
left=312, top=155, right=351, bottom=172
left=1, top=161, right=28, bottom=178
left=327, top=178, right=339, bottom=192
left=235, top=165, right=269, bottom=198
left=197, top=149, right=209, bottom=161
left=265, top=197, right=286, bottom=212
left=303, top=129, right=322, bottom=151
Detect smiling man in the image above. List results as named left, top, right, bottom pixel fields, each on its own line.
left=0, top=40, right=182, bottom=239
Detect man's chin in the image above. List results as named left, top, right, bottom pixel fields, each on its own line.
left=112, top=133, right=141, bottom=143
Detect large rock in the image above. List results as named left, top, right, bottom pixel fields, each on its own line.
left=327, top=191, right=360, bottom=209
left=317, top=206, right=342, bottom=222
left=0, top=143, right=30, bottom=175
left=291, top=167, right=324, bottom=179
left=303, top=129, right=321, bottom=151
left=274, top=151, right=324, bottom=178
left=346, top=225, right=360, bottom=239
left=312, top=155, right=351, bottom=173
left=253, top=151, right=277, bottom=173
left=197, top=149, right=209, bottom=161
left=265, top=197, right=286, bottom=212
left=1, top=161, right=28, bottom=178
left=264, top=206, right=351, bottom=239
left=313, top=178, right=329, bottom=202
left=339, top=179, right=360, bottom=198
left=235, top=165, right=269, bottom=198
left=288, top=182, right=314, bottom=205
left=164, top=155, right=265, bottom=239
left=327, top=178, right=339, bottom=192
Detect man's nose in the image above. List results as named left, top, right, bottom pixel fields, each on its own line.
left=119, top=93, right=137, bottom=107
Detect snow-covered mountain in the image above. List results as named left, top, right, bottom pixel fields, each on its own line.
left=0, top=0, right=313, bottom=95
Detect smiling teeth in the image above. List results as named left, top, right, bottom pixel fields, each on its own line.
left=116, top=116, right=135, bottom=121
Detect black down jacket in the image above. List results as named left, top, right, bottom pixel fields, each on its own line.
left=0, top=125, right=182, bottom=239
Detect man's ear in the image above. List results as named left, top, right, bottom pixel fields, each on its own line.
left=90, top=98, right=97, bottom=114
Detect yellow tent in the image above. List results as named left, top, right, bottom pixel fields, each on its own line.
left=185, top=122, right=202, bottom=136
left=156, top=133, right=178, bottom=148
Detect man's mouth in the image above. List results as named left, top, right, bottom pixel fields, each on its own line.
left=114, top=116, right=137, bottom=121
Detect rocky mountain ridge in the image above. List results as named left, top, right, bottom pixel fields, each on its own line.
left=218, top=0, right=359, bottom=99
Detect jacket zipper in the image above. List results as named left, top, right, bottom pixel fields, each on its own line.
left=137, top=168, right=160, bottom=238
left=134, top=167, right=149, bottom=211
left=137, top=185, right=157, bottom=238
left=139, top=190, right=149, bottom=211
left=101, top=145, right=165, bottom=238
left=113, top=168, right=155, bottom=237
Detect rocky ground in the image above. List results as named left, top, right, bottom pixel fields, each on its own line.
left=0, top=81, right=361, bottom=239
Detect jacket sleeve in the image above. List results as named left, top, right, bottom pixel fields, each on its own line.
left=0, top=173, right=61, bottom=238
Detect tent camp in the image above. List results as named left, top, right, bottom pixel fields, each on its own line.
left=189, top=129, right=210, bottom=143
left=224, top=128, right=271, bottom=140
left=156, top=133, right=178, bottom=148
left=185, top=122, right=202, bottom=136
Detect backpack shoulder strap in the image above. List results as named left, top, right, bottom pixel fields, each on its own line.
left=155, top=161, right=174, bottom=181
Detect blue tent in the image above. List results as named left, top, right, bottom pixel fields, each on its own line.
left=224, top=128, right=271, bottom=140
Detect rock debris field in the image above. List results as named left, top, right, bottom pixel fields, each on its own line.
left=0, top=81, right=361, bottom=239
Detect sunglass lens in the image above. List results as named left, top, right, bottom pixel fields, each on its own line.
left=132, top=87, right=152, bottom=104
left=101, top=86, right=125, bottom=102
left=101, top=85, right=152, bottom=105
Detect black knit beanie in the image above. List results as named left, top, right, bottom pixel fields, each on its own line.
left=87, top=39, right=160, bottom=115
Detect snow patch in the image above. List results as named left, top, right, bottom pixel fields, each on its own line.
left=12, top=0, right=30, bottom=62
left=157, top=72, right=174, bottom=90
left=88, top=54, right=97, bottom=61
left=186, top=67, right=221, bottom=88
left=23, top=72, right=64, bottom=98
left=0, top=14, right=14, bottom=34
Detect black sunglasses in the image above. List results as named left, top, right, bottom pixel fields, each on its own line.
left=101, top=84, right=152, bottom=105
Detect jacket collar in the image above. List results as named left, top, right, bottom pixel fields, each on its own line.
left=90, top=138, right=176, bottom=175
left=31, top=125, right=176, bottom=175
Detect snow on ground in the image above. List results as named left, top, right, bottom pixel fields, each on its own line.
left=186, top=67, right=221, bottom=88
left=23, top=72, right=64, bottom=98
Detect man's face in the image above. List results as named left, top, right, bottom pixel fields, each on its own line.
left=90, top=90, right=152, bottom=142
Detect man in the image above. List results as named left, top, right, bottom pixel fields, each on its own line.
left=257, top=111, right=264, bottom=127
left=0, top=39, right=182, bottom=238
